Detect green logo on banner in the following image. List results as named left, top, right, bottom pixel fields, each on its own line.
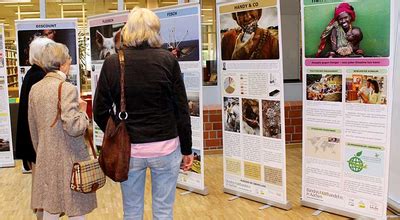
left=348, top=151, right=367, bottom=172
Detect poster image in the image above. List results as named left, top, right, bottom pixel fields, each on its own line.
left=220, top=7, right=279, bottom=60
left=187, top=92, right=200, bottom=117
left=242, top=98, right=260, bottom=135
left=0, top=138, right=10, bottom=152
left=190, top=149, right=201, bottom=174
left=305, top=127, right=341, bottom=161
left=90, top=23, right=124, bottom=61
left=262, top=100, right=281, bottom=139
left=304, top=0, right=390, bottom=58
left=159, top=12, right=200, bottom=62
left=223, top=97, right=240, bottom=133
left=306, top=74, right=342, bottom=102
left=345, top=144, right=385, bottom=178
left=17, top=29, right=77, bottom=66
left=345, top=73, right=387, bottom=104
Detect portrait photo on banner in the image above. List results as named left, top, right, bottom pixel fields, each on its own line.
left=17, top=28, right=77, bottom=66
left=220, top=7, right=279, bottom=60
left=90, top=23, right=124, bottom=61
left=304, top=0, right=390, bottom=58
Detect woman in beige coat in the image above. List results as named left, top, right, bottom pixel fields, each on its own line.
left=28, top=42, right=96, bottom=219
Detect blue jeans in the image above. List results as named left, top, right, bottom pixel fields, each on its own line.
left=121, top=147, right=182, bottom=220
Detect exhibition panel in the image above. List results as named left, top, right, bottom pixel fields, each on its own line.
left=88, top=11, right=129, bottom=153
left=217, top=0, right=291, bottom=209
left=15, top=19, right=81, bottom=94
left=154, top=3, right=207, bottom=195
left=388, top=0, right=400, bottom=214
left=301, top=0, right=396, bottom=218
left=0, top=23, right=14, bottom=168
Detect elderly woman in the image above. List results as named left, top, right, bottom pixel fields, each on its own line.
left=93, top=7, right=193, bottom=220
left=16, top=37, right=54, bottom=173
left=28, top=42, right=96, bottom=220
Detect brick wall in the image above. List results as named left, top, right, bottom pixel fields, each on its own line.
left=284, top=101, right=303, bottom=144
left=203, top=105, right=223, bottom=150
left=203, top=101, right=303, bottom=150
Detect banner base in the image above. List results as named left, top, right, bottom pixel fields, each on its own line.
left=388, top=198, right=400, bottom=215
left=224, top=188, right=292, bottom=210
left=177, top=184, right=208, bottom=196
left=301, top=199, right=376, bottom=219
left=0, top=162, right=15, bottom=168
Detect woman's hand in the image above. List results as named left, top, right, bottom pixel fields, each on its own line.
left=181, top=154, right=194, bottom=171
left=79, top=98, right=87, bottom=113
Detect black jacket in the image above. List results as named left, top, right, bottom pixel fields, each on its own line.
left=93, top=45, right=192, bottom=155
left=16, top=64, right=46, bottom=170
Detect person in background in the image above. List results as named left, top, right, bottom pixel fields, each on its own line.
left=368, top=80, right=381, bottom=104
left=16, top=37, right=54, bottom=173
left=93, top=7, right=193, bottom=220
left=28, top=42, right=96, bottom=220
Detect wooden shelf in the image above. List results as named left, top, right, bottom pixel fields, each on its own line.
left=8, top=81, right=18, bottom=86
left=5, top=57, right=17, bottom=60
left=7, top=74, right=17, bottom=77
left=6, top=66, right=17, bottom=68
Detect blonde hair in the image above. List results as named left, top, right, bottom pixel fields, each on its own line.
left=40, top=42, right=71, bottom=72
left=122, top=7, right=162, bottom=48
left=28, top=37, right=55, bottom=66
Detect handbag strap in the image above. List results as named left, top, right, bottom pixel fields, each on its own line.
left=118, top=49, right=128, bottom=120
left=50, top=80, right=98, bottom=159
left=50, top=81, right=64, bottom=128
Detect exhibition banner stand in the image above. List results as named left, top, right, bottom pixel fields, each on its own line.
left=88, top=11, right=128, bottom=152
left=154, top=3, right=207, bottom=195
left=217, top=0, right=291, bottom=210
left=301, top=0, right=395, bottom=218
left=15, top=19, right=80, bottom=94
left=0, top=24, right=15, bottom=168
left=388, top=0, right=400, bottom=215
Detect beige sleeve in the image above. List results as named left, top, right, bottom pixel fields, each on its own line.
left=60, top=83, right=89, bottom=137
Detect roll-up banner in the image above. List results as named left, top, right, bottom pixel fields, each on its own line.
left=301, top=0, right=395, bottom=218
left=217, top=0, right=291, bottom=209
left=0, top=24, right=15, bottom=168
left=15, top=19, right=80, bottom=94
left=154, top=3, right=207, bottom=195
left=388, top=0, right=400, bottom=215
left=88, top=11, right=129, bottom=153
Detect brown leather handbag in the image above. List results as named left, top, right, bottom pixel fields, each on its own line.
left=98, top=50, right=131, bottom=182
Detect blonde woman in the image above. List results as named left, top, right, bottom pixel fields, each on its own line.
left=93, top=7, right=193, bottom=220
left=28, top=42, right=96, bottom=220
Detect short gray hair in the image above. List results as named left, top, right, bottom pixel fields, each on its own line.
left=122, top=7, right=162, bottom=48
left=28, top=37, right=55, bottom=66
left=41, top=42, right=71, bottom=73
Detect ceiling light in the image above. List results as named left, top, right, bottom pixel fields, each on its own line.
left=0, top=0, right=31, bottom=3
left=201, top=8, right=213, bottom=11
left=63, top=10, right=87, bottom=13
left=15, top=11, right=40, bottom=15
left=4, top=4, right=33, bottom=7
left=111, top=2, right=138, bottom=5
left=58, top=3, right=86, bottom=6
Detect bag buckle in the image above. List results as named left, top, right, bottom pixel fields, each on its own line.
left=118, top=112, right=128, bottom=120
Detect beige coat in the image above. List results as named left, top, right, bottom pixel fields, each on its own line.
left=28, top=72, right=96, bottom=216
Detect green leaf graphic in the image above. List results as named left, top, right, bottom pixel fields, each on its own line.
left=356, top=151, right=362, bottom=157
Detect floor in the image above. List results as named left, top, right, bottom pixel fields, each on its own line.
left=0, top=146, right=396, bottom=219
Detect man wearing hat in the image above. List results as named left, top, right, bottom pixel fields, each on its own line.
left=221, top=9, right=279, bottom=60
